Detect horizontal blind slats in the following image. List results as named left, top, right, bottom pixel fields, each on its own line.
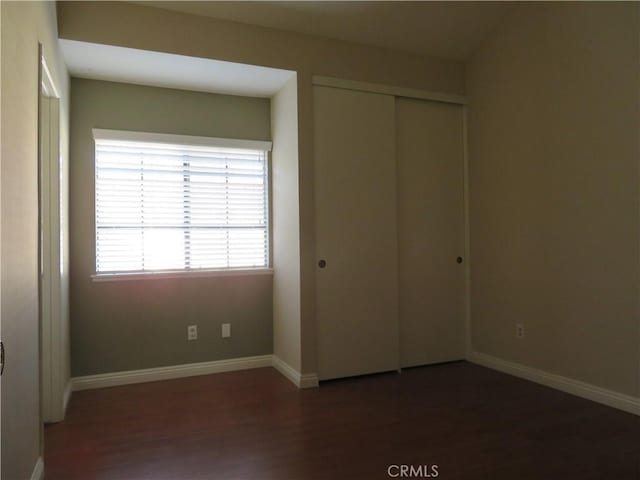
left=95, top=138, right=268, bottom=273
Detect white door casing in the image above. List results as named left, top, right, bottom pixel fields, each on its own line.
left=40, top=56, right=65, bottom=423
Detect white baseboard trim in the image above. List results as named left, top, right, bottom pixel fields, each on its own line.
left=468, top=351, right=640, bottom=416
left=71, top=354, right=273, bottom=391
left=30, top=457, right=44, bottom=480
left=272, top=355, right=319, bottom=389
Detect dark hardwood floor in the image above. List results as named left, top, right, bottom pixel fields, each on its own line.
left=45, top=362, right=640, bottom=480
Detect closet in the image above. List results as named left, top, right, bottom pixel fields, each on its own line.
left=313, top=82, right=465, bottom=381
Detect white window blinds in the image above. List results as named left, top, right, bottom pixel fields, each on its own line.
left=94, top=130, right=271, bottom=274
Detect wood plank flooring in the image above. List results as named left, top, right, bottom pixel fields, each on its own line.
left=44, top=362, right=640, bottom=479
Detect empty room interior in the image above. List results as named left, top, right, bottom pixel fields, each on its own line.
left=1, top=1, right=640, bottom=479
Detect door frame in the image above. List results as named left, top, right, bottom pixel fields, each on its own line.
left=39, top=50, right=65, bottom=425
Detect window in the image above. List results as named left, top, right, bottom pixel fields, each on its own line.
left=93, top=129, right=271, bottom=276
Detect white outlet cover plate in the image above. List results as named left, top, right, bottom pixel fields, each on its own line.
left=188, top=325, right=198, bottom=340
left=222, top=323, right=231, bottom=338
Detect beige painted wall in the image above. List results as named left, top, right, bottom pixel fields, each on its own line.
left=271, top=75, right=302, bottom=372
left=1, top=1, right=70, bottom=478
left=69, top=78, right=273, bottom=376
left=467, top=2, right=640, bottom=397
left=57, top=1, right=466, bottom=374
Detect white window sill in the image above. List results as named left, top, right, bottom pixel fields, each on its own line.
left=91, top=268, right=274, bottom=282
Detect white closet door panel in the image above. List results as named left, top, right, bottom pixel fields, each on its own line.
left=397, top=98, right=465, bottom=368
left=314, top=86, right=399, bottom=380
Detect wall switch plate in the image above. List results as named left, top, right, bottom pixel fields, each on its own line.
left=188, top=325, right=198, bottom=341
left=516, top=323, right=524, bottom=339
left=222, top=323, right=231, bottom=338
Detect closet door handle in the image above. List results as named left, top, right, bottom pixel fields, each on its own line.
left=456, top=256, right=463, bottom=264
left=318, top=259, right=327, bottom=268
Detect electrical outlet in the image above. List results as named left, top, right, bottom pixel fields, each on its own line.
left=221, top=323, right=231, bottom=338
left=516, top=323, right=524, bottom=339
left=188, top=325, right=198, bottom=341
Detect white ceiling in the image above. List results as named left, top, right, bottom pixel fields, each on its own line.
left=60, top=39, right=296, bottom=98
left=133, top=1, right=514, bottom=60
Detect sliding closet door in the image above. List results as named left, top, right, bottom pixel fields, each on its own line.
left=396, top=98, right=465, bottom=368
left=314, top=86, right=399, bottom=380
